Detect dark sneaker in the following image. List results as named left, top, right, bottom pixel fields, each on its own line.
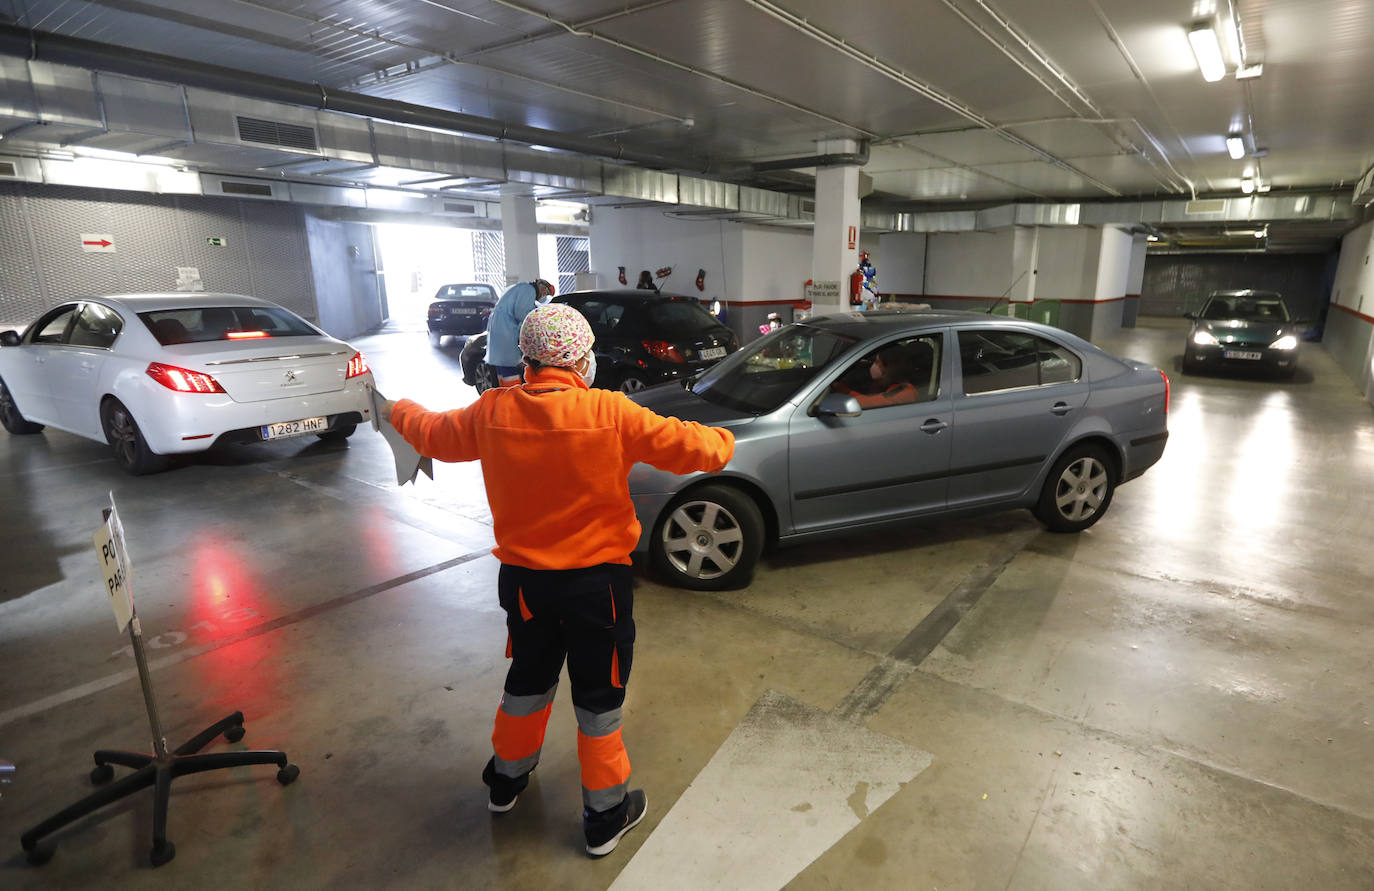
left=482, top=758, right=531, bottom=814
left=584, top=789, right=648, bottom=857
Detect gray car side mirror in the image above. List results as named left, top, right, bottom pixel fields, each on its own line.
left=815, top=392, right=862, bottom=418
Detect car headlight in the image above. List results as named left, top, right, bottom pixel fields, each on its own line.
left=1269, top=335, right=1298, bottom=350
left=1192, top=330, right=1219, bottom=346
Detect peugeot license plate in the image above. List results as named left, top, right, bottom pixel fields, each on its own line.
left=261, top=416, right=328, bottom=440
left=700, top=346, right=726, bottom=360
left=1223, top=350, right=1262, bottom=360
left=450, top=307, right=475, bottom=314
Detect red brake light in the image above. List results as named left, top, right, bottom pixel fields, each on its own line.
left=346, top=352, right=370, bottom=379
left=226, top=330, right=268, bottom=339
left=1160, top=369, right=1170, bottom=414
left=146, top=362, right=226, bottom=393
left=642, top=339, right=686, bottom=363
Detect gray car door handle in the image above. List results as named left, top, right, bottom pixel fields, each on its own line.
left=1050, top=402, right=1072, bottom=416
left=920, top=418, right=947, bottom=433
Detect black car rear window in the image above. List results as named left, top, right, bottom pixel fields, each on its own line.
left=646, top=300, right=724, bottom=335
left=140, top=306, right=318, bottom=345
left=435, top=284, right=497, bottom=301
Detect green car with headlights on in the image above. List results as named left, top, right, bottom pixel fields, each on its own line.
left=1182, top=289, right=1304, bottom=379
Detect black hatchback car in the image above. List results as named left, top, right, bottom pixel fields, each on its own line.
left=427, top=282, right=498, bottom=346
left=460, top=290, right=738, bottom=393
left=1182, top=289, right=1303, bottom=378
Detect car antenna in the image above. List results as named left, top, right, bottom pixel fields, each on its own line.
left=985, top=270, right=1029, bottom=314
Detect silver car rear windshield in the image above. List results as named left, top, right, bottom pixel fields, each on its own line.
left=691, top=326, right=858, bottom=414
left=140, top=306, right=318, bottom=345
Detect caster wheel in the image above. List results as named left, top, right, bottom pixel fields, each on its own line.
left=224, top=725, right=245, bottom=743
left=90, top=763, right=114, bottom=784
left=150, top=840, right=176, bottom=867
left=276, top=764, right=300, bottom=785
left=24, top=841, right=54, bottom=866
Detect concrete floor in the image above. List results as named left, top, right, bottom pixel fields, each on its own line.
left=1, top=316, right=1372, bottom=889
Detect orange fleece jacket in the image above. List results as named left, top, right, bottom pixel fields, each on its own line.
left=390, top=366, right=735, bottom=570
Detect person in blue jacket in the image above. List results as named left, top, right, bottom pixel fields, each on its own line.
left=486, top=279, right=555, bottom=386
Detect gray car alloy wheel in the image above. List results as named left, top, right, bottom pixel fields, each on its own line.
left=1053, top=454, right=1108, bottom=522
left=618, top=373, right=647, bottom=394
left=660, top=499, right=743, bottom=581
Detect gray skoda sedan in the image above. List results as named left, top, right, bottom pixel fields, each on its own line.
left=628, top=310, right=1170, bottom=590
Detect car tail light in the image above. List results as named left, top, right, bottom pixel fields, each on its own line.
left=643, top=339, right=686, bottom=363
left=146, top=362, right=226, bottom=394
left=346, top=352, right=371, bottom=378
left=1160, top=369, right=1170, bottom=414
left=428, top=306, right=445, bottom=318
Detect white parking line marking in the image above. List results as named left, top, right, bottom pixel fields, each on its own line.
left=610, top=690, right=931, bottom=890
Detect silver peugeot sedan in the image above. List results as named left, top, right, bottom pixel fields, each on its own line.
left=628, top=310, right=1170, bottom=590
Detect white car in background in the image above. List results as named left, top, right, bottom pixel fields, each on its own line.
left=0, top=293, right=374, bottom=474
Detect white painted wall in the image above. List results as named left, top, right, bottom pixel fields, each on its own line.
left=876, top=232, right=927, bottom=295
left=589, top=205, right=739, bottom=298
left=739, top=224, right=814, bottom=300
left=925, top=230, right=1014, bottom=297
left=1035, top=227, right=1097, bottom=300
left=1093, top=226, right=1134, bottom=300
left=1331, top=220, right=1374, bottom=316
left=1328, top=221, right=1374, bottom=404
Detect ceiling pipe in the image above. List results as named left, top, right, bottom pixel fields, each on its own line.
left=749, top=140, right=871, bottom=172
left=0, top=24, right=713, bottom=176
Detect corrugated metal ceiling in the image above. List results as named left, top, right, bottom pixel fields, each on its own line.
left=2, top=0, right=1372, bottom=250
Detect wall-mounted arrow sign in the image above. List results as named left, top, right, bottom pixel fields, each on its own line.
left=81, top=234, right=115, bottom=253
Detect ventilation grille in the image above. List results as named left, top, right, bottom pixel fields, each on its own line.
left=443, top=201, right=477, bottom=214
left=236, top=116, right=318, bottom=151
left=219, top=180, right=275, bottom=197
left=1185, top=199, right=1227, bottom=215
left=0, top=160, right=16, bottom=178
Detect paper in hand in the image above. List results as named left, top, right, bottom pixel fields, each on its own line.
left=368, top=385, right=434, bottom=486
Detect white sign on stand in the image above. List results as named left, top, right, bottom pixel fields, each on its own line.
left=93, top=495, right=135, bottom=633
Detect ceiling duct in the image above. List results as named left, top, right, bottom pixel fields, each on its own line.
left=0, top=24, right=704, bottom=175
left=748, top=140, right=872, bottom=173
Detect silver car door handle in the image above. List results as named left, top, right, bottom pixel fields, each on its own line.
left=1050, top=402, right=1072, bottom=416
left=920, top=418, right=947, bottom=434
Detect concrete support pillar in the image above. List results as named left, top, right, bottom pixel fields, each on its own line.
left=1123, top=233, right=1149, bottom=328
left=1010, top=227, right=1040, bottom=312
left=810, top=140, right=863, bottom=315
left=500, top=188, right=540, bottom=285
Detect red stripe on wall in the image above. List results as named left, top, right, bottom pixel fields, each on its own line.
left=887, top=293, right=1128, bottom=305
left=1332, top=302, right=1374, bottom=325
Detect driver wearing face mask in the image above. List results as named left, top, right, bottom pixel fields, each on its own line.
left=381, top=303, right=734, bottom=857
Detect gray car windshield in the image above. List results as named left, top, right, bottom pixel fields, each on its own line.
left=691, top=325, right=858, bottom=413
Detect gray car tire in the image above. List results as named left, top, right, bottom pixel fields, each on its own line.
left=1033, top=443, right=1115, bottom=533
left=651, top=483, right=764, bottom=591
left=0, top=377, right=44, bottom=434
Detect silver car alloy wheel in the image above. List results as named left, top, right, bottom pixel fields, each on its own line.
left=1053, top=455, right=1108, bottom=522
left=619, top=376, right=647, bottom=393
left=659, top=498, right=745, bottom=580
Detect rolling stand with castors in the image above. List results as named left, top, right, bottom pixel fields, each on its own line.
left=19, top=504, right=299, bottom=868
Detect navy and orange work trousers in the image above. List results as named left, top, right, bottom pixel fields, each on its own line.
left=491, top=562, right=635, bottom=812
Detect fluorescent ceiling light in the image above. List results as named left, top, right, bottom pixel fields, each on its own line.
left=1240, top=177, right=1255, bottom=194
left=1226, top=135, right=1246, bottom=160
left=73, top=146, right=177, bottom=166
left=1188, top=23, right=1227, bottom=82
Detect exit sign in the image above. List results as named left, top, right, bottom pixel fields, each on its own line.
left=206, top=237, right=227, bottom=247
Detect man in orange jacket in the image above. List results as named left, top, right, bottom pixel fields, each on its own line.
left=380, top=303, right=734, bottom=857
